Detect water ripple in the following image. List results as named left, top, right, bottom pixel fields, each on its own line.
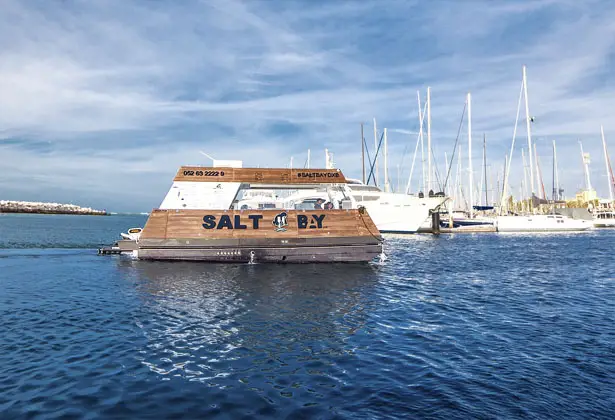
left=1, top=216, right=614, bottom=418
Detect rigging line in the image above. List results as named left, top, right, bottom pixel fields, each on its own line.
left=442, top=101, right=467, bottom=191
left=429, top=146, right=444, bottom=192
left=499, top=79, right=524, bottom=214
left=405, top=131, right=422, bottom=194
left=363, top=135, right=374, bottom=182
left=406, top=100, right=428, bottom=194
left=367, top=132, right=385, bottom=186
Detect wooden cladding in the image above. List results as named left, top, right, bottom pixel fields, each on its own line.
left=173, top=167, right=347, bottom=184
left=140, top=209, right=380, bottom=240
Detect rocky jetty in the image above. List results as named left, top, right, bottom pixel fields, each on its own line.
left=0, top=200, right=108, bottom=215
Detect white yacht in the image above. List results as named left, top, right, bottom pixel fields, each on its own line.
left=346, top=179, right=447, bottom=233
left=233, top=179, right=447, bottom=233
left=593, top=211, right=615, bottom=228
left=493, top=67, right=590, bottom=233
left=496, top=214, right=592, bottom=232
left=592, top=200, right=615, bottom=228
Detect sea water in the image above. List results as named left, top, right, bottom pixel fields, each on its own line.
left=1, top=214, right=614, bottom=418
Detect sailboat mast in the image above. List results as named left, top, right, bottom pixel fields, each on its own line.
left=384, top=127, right=390, bottom=192
left=483, top=134, right=488, bottom=206
left=361, top=124, right=365, bottom=183
left=522, top=148, right=528, bottom=201
left=553, top=140, right=560, bottom=201
left=535, top=143, right=546, bottom=200
left=521, top=179, right=526, bottom=212
left=307, top=149, right=311, bottom=169
left=373, top=118, right=379, bottom=186
left=580, top=141, right=593, bottom=191
left=601, top=125, right=614, bottom=201
left=503, top=154, right=508, bottom=213
left=501, top=75, right=524, bottom=214
left=417, top=91, right=426, bottom=193
left=522, top=65, right=536, bottom=196
left=496, top=166, right=501, bottom=212
left=456, top=144, right=462, bottom=211
left=427, top=86, right=432, bottom=193
left=444, top=152, right=449, bottom=197
left=551, top=140, right=557, bottom=212
left=467, top=92, right=474, bottom=217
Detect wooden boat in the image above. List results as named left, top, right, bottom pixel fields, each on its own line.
left=110, top=166, right=383, bottom=263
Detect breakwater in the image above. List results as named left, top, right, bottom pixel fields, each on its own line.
left=0, top=200, right=108, bottom=215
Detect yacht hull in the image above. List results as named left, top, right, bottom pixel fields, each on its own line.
left=593, top=212, right=615, bottom=228
left=357, top=196, right=447, bottom=233
left=440, top=217, right=495, bottom=228
left=593, top=220, right=615, bottom=228
left=496, top=215, right=592, bottom=232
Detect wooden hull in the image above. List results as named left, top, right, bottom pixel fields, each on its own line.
left=136, top=209, right=382, bottom=263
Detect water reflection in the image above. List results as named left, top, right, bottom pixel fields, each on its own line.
left=116, top=259, right=380, bottom=386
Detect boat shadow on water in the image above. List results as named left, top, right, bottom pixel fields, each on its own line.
left=113, top=258, right=383, bottom=383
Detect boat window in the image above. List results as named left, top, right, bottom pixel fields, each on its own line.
left=349, top=185, right=382, bottom=192
left=234, top=184, right=353, bottom=211
left=355, top=195, right=379, bottom=201
left=294, top=199, right=318, bottom=210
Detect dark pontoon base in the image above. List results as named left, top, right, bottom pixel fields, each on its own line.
left=137, top=244, right=382, bottom=263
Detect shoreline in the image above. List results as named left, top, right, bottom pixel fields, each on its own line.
left=0, top=200, right=109, bottom=216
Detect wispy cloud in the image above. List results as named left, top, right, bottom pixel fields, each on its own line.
left=1, top=0, right=615, bottom=211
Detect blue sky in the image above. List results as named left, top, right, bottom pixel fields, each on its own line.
left=1, top=0, right=615, bottom=212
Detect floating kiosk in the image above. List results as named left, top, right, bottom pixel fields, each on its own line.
left=100, top=165, right=383, bottom=263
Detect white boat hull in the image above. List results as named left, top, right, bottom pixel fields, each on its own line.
left=358, top=196, right=447, bottom=233
left=496, top=215, right=592, bottom=232
left=593, top=220, right=615, bottom=228
left=593, top=212, right=615, bottom=227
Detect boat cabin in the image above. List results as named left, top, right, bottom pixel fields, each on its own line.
left=130, top=166, right=383, bottom=263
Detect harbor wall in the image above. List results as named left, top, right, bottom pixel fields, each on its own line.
left=0, top=200, right=108, bottom=215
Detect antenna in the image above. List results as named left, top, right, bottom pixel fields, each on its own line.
left=199, top=151, right=215, bottom=161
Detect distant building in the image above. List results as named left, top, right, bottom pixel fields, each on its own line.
left=575, top=189, right=597, bottom=203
